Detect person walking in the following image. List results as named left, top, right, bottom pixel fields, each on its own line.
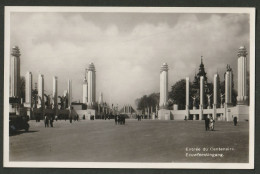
left=44, top=114, right=49, bottom=128
left=50, top=115, right=54, bottom=127
left=205, top=116, right=209, bottom=131
left=209, top=116, right=214, bottom=131
left=234, top=117, right=238, bottom=126
left=115, top=115, right=118, bottom=125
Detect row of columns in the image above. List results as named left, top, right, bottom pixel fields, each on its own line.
left=123, top=105, right=132, bottom=113
left=24, top=72, right=73, bottom=111
left=160, top=46, right=248, bottom=120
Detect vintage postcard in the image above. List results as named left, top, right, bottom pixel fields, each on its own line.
left=3, top=7, right=255, bottom=169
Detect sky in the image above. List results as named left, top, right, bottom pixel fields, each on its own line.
left=10, top=12, right=250, bottom=109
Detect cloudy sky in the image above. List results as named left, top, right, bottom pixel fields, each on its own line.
left=10, top=12, right=250, bottom=108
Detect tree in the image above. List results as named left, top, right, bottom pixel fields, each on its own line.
left=169, top=79, right=186, bottom=110
left=136, top=93, right=159, bottom=113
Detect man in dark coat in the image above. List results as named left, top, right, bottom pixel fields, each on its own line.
left=234, top=117, right=238, bottom=126
left=205, top=116, right=210, bottom=131
left=50, top=115, right=54, bottom=127
left=115, top=115, right=118, bottom=125
left=44, top=115, right=49, bottom=128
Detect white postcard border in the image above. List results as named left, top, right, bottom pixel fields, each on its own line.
left=3, top=6, right=255, bottom=169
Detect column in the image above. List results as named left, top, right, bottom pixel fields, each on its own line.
left=148, top=107, right=150, bottom=119
left=53, top=76, right=58, bottom=110
left=82, top=78, right=88, bottom=104
left=213, top=74, right=219, bottom=106
left=10, top=46, right=21, bottom=98
left=99, top=92, right=103, bottom=105
left=237, top=46, right=248, bottom=105
left=159, top=63, right=169, bottom=108
left=37, top=74, right=44, bottom=108
left=186, top=77, right=189, bottom=110
left=87, top=63, right=96, bottom=106
left=25, top=71, right=32, bottom=107
left=213, top=74, right=218, bottom=120
left=68, top=79, right=72, bottom=108
left=98, top=104, right=100, bottom=114
left=199, top=76, right=204, bottom=120
left=225, top=70, right=232, bottom=106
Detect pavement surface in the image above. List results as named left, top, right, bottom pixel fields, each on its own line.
left=9, top=119, right=249, bottom=162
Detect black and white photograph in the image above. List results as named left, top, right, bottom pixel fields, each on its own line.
left=3, top=7, right=255, bottom=169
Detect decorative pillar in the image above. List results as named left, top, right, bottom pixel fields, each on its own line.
left=82, top=77, right=88, bottom=104
left=148, top=107, right=150, bottom=119
left=37, top=74, right=44, bottom=109
left=68, top=79, right=72, bottom=108
left=10, top=46, right=21, bottom=98
left=225, top=68, right=232, bottom=106
left=25, top=72, right=32, bottom=118
left=87, top=63, right=96, bottom=107
left=186, top=77, right=189, bottom=110
left=213, top=74, right=219, bottom=120
left=159, top=63, right=169, bottom=108
left=213, top=74, right=219, bottom=106
left=237, top=46, right=248, bottom=105
left=25, top=72, right=32, bottom=107
left=98, top=104, right=100, bottom=114
left=53, top=76, right=58, bottom=111
left=185, top=77, right=190, bottom=119
left=99, top=92, right=103, bottom=105
left=199, top=76, right=204, bottom=120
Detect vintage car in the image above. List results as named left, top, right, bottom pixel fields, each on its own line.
left=9, top=115, right=30, bottom=134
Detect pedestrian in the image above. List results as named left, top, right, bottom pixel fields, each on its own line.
left=50, top=116, right=54, bottom=127
left=83, top=114, right=85, bottom=120
left=234, top=117, right=238, bottom=126
left=115, top=115, right=118, bottom=125
left=205, top=116, right=209, bottom=131
left=209, top=116, right=214, bottom=131
left=44, top=115, right=49, bottom=128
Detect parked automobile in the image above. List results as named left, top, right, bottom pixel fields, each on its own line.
left=9, top=115, right=30, bottom=135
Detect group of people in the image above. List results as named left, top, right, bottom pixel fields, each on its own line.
left=114, top=115, right=126, bottom=125
left=205, top=116, right=215, bottom=131
left=44, top=115, right=54, bottom=128
left=205, top=115, right=239, bottom=131
left=137, top=115, right=142, bottom=121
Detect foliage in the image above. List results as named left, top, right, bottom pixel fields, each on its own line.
left=135, top=93, right=159, bottom=112
left=168, top=79, right=186, bottom=110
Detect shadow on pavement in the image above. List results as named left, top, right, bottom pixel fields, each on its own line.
left=9, top=130, right=38, bottom=136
